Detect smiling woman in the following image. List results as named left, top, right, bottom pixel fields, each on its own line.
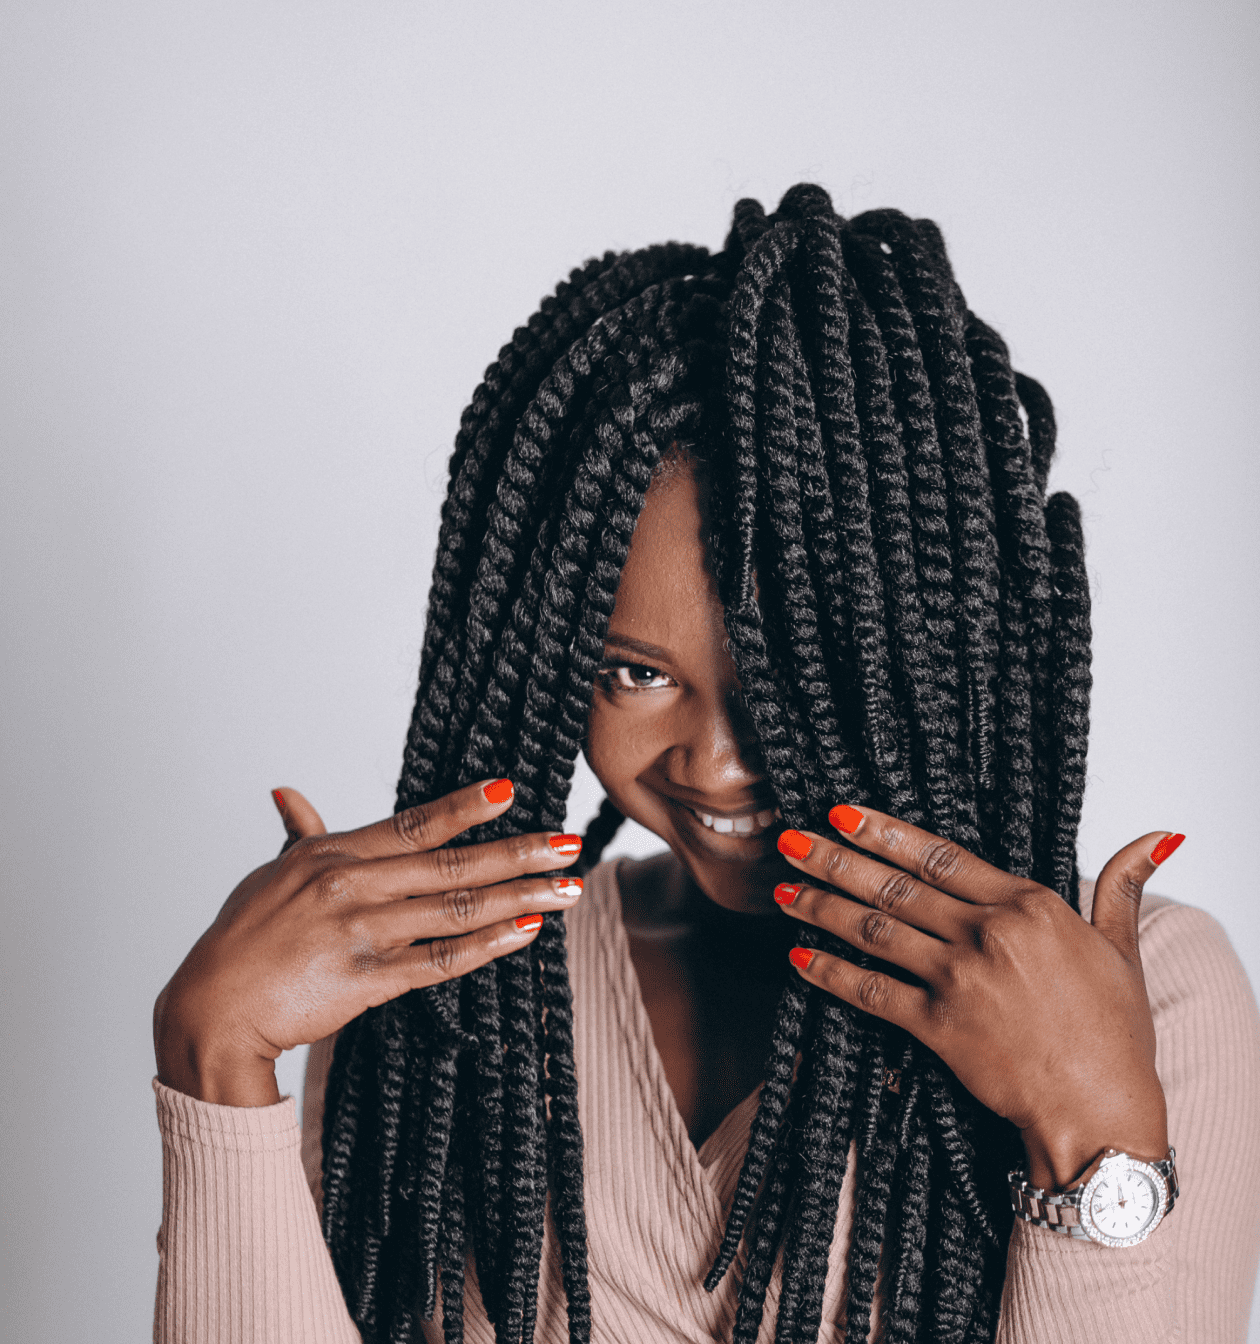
left=587, top=460, right=787, bottom=914
left=151, top=186, right=1260, bottom=1344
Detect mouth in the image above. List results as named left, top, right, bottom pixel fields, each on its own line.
left=688, top=804, right=781, bottom=837
left=660, top=791, right=783, bottom=852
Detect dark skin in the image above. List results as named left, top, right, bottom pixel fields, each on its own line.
left=156, top=460, right=1176, bottom=1189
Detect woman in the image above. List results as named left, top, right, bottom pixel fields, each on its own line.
left=152, top=185, right=1260, bottom=1343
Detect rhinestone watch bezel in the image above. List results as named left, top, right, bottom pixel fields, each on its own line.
left=1076, top=1153, right=1169, bottom=1248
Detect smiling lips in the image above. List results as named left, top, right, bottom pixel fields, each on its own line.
left=689, top=805, right=781, bottom=837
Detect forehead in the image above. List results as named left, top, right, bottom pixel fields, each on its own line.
left=611, top=464, right=722, bottom=643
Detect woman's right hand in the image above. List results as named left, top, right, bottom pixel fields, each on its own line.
left=153, top=779, right=583, bottom=1107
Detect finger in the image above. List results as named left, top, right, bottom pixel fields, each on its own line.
left=272, top=787, right=327, bottom=854
left=379, top=912, right=549, bottom=994
left=1091, top=830, right=1185, bottom=961
left=787, top=945, right=931, bottom=1036
left=774, top=882, right=947, bottom=976
left=774, top=835, right=961, bottom=939
left=315, top=830, right=583, bottom=907
left=364, top=874, right=583, bottom=947
left=819, top=806, right=1013, bottom=904
left=336, top=777, right=520, bottom=860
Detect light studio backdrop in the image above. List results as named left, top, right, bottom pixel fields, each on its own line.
left=2, top=2, right=1257, bottom=1339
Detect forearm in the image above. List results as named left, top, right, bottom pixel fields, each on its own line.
left=153, top=1080, right=360, bottom=1344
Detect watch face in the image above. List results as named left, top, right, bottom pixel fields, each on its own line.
left=1080, top=1160, right=1167, bottom=1247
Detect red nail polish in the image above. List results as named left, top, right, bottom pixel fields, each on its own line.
left=1150, top=833, right=1185, bottom=866
left=778, top=829, right=813, bottom=861
left=788, top=947, right=815, bottom=971
left=829, top=804, right=865, bottom=835
left=553, top=877, right=583, bottom=897
left=549, top=833, right=583, bottom=856
left=483, top=778, right=514, bottom=805
left=515, top=914, right=544, bottom=932
left=774, top=883, right=802, bottom=906
left=271, top=789, right=286, bottom=814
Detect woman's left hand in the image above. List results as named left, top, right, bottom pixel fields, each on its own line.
left=774, top=808, right=1184, bottom=1190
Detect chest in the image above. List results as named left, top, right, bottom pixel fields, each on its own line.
left=625, top=926, right=781, bottom=1147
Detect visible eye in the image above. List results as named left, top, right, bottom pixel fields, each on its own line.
left=598, top=663, right=675, bottom=694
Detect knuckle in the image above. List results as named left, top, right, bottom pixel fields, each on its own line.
left=918, top=838, right=964, bottom=885
left=425, top=936, right=463, bottom=979
left=1114, top=869, right=1146, bottom=908
left=1009, top=883, right=1056, bottom=926
left=435, top=844, right=471, bottom=887
left=821, top=846, right=851, bottom=886
left=311, top=867, right=356, bottom=908
left=347, top=943, right=383, bottom=976
left=282, top=833, right=341, bottom=874
left=872, top=870, right=918, bottom=917
left=511, top=837, right=533, bottom=866
left=857, top=972, right=888, bottom=1012
left=859, top=910, right=895, bottom=950
left=440, top=887, right=483, bottom=928
left=391, top=804, right=435, bottom=851
left=338, top=911, right=375, bottom=951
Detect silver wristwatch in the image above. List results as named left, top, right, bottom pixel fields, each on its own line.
left=1008, top=1147, right=1179, bottom=1247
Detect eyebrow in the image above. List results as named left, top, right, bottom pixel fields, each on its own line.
left=601, top=631, right=674, bottom=665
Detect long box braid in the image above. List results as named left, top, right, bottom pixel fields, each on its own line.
left=320, top=185, right=1091, bottom=1344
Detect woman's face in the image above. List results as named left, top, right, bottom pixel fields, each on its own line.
left=584, top=460, right=786, bottom=914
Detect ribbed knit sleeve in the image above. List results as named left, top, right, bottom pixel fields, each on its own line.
left=154, top=872, right=1259, bottom=1343
left=996, top=900, right=1260, bottom=1343
left=153, top=1080, right=360, bottom=1344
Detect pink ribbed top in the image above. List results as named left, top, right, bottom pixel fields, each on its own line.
left=154, top=862, right=1260, bottom=1342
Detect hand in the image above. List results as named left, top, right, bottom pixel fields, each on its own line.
left=774, top=808, right=1184, bottom=1190
left=153, top=779, right=583, bottom=1107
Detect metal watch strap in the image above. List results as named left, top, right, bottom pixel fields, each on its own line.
left=1008, top=1148, right=1178, bottom=1241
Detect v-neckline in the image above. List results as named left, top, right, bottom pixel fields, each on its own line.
left=603, top=860, right=765, bottom=1205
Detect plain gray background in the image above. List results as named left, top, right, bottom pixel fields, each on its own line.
left=2, top=2, right=1257, bottom=1339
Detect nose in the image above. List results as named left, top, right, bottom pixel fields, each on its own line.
left=662, top=681, right=766, bottom=794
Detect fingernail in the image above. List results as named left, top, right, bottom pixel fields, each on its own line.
left=271, top=789, right=286, bottom=815
left=778, top=829, right=813, bottom=861
left=483, top=778, right=514, bottom=805
left=774, top=883, right=802, bottom=906
left=788, top=947, right=815, bottom=971
left=548, top=833, right=583, bottom=856
left=829, top=804, right=865, bottom=835
left=515, top=914, right=544, bottom=932
left=1150, top=833, right=1185, bottom=866
left=553, top=877, right=583, bottom=898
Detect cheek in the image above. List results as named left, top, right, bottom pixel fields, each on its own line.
left=584, top=696, right=666, bottom=811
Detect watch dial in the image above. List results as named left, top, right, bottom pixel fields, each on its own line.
left=1087, top=1169, right=1160, bottom=1242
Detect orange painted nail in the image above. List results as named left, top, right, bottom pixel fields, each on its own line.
left=483, top=778, right=514, bottom=805
left=1150, top=833, right=1185, bottom=866
left=553, top=877, right=584, bottom=897
left=788, top=947, right=815, bottom=971
left=774, top=883, right=802, bottom=906
left=515, top=914, right=544, bottom=932
left=549, top=833, right=583, bottom=856
left=271, top=789, right=286, bottom=815
left=778, top=830, right=813, bottom=861
left=829, top=804, right=865, bottom=835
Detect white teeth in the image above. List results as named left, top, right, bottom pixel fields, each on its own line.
left=692, top=806, right=780, bottom=836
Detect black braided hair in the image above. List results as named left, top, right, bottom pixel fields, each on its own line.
left=320, top=186, right=1092, bottom=1343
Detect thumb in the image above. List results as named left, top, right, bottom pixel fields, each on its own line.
left=1090, top=830, right=1186, bottom=960
left=271, top=787, right=328, bottom=853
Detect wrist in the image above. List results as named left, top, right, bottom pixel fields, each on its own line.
left=154, top=992, right=281, bottom=1107
left=1020, top=1108, right=1168, bottom=1191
